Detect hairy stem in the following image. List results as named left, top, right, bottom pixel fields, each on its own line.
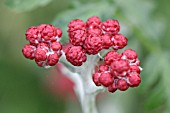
left=59, top=54, right=104, bottom=113
left=81, top=93, right=98, bottom=113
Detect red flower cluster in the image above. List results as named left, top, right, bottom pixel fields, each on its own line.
left=22, top=24, right=62, bottom=67
left=66, top=16, right=127, bottom=66
left=93, top=49, right=141, bottom=93
left=22, top=16, right=142, bottom=93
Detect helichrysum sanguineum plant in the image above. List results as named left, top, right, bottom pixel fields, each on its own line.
left=22, top=16, right=142, bottom=113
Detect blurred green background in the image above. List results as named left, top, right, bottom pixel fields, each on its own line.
left=0, top=0, right=170, bottom=113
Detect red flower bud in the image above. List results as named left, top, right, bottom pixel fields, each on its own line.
left=104, top=50, right=122, bottom=65
left=65, top=46, right=87, bottom=66
left=99, top=72, right=114, bottom=87
left=112, top=34, right=128, bottom=50
left=101, top=19, right=120, bottom=35
left=117, top=79, right=129, bottom=91
left=22, top=44, right=36, bottom=59
left=128, top=73, right=141, bottom=87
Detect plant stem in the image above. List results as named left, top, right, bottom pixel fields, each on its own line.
left=59, top=54, right=104, bottom=113
left=81, top=93, right=98, bottom=113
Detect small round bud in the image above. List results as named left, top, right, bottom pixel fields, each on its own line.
left=101, top=19, right=120, bottom=35
left=83, top=35, right=103, bottom=55
left=34, top=48, right=47, bottom=61
left=22, top=44, right=36, bottom=59
left=122, top=49, right=138, bottom=62
left=38, top=24, right=62, bottom=39
left=112, top=34, right=128, bottom=50
left=117, top=79, right=129, bottom=91
left=111, top=59, right=129, bottom=73
left=92, top=72, right=101, bottom=86
left=69, top=30, right=86, bottom=46
left=101, top=34, right=113, bottom=49
left=68, top=19, right=86, bottom=32
left=108, top=82, right=117, bottom=93
left=47, top=53, right=59, bottom=66
left=65, top=46, right=87, bottom=66
left=86, top=16, right=101, bottom=28
left=25, top=26, right=40, bottom=44
left=104, top=50, right=122, bottom=65
left=99, top=72, right=114, bottom=87
left=38, top=24, right=58, bottom=42
left=50, top=42, right=62, bottom=51
left=128, top=73, right=141, bottom=87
